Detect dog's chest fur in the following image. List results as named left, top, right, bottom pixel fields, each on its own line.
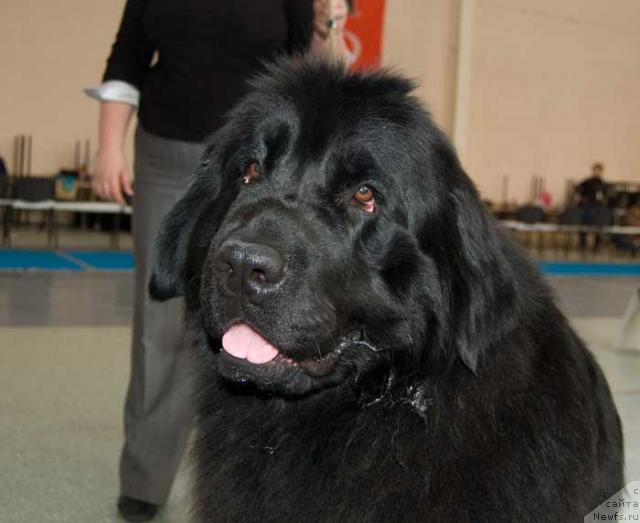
left=193, top=383, right=431, bottom=522
left=191, top=361, right=613, bottom=523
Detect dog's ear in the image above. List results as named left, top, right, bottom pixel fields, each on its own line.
left=149, top=145, right=222, bottom=301
left=447, top=180, right=518, bottom=374
left=417, top=143, right=518, bottom=374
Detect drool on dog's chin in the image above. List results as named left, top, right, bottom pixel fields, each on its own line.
left=211, top=323, right=366, bottom=397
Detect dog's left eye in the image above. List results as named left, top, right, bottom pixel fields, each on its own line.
left=242, top=162, right=261, bottom=185
left=352, top=186, right=376, bottom=213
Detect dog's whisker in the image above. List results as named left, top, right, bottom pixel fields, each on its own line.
left=349, top=340, right=386, bottom=353
left=312, top=337, right=322, bottom=359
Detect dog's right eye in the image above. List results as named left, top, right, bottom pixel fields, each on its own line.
left=242, top=162, right=261, bottom=185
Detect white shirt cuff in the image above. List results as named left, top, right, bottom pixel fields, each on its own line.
left=83, top=80, right=140, bottom=107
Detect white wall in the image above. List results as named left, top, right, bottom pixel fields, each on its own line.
left=383, top=0, right=640, bottom=205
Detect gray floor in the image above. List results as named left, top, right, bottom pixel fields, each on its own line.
left=0, top=272, right=639, bottom=521
left=7, top=227, right=134, bottom=251
left=0, top=273, right=133, bottom=326
left=550, top=276, right=640, bottom=318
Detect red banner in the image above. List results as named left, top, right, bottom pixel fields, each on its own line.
left=345, top=0, right=387, bottom=69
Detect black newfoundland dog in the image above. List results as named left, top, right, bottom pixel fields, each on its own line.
left=150, top=59, right=623, bottom=522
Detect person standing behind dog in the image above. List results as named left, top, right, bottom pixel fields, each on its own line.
left=88, top=1, right=350, bottom=520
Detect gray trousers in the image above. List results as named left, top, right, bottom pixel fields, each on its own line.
left=120, top=126, right=207, bottom=504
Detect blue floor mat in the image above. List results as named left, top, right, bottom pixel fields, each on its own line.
left=66, top=251, right=135, bottom=270
left=0, top=250, right=83, bottom=271
left=539, top=262, right=640, bottom=276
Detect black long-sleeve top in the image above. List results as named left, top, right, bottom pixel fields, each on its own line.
left=575, top=176, right=607, bottom=206
left=103, top=0, right=313, bottom=142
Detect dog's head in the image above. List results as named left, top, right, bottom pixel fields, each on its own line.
left=150, top=59, right=521, bottom=398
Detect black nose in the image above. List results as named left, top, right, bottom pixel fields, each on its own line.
left=214, top=241, right=286, bottom=296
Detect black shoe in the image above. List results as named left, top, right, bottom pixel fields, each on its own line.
left=117, top=496, right=159, bottom=522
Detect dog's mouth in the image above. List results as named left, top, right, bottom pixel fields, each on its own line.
left=211, top=322, right=387, bottom=396
left=220, top=323, right=342, bottom=377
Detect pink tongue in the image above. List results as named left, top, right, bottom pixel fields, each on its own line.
left=222, top=324, right=280, bottom=364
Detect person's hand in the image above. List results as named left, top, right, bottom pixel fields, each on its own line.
left=313, top=0, right=349, bottom=39
left=92, top=146, right=133, bottom=204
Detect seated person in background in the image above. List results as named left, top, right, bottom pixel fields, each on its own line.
left=535, top=189, right=552, bottom=210
left=575, top=162, right=608, bottom=250
left=612, top=203, right=640, bottom=255
left=0, top=149, right=8, bottom=176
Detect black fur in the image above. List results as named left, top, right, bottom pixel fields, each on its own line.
left=150, top=58, right=624, bottom=522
